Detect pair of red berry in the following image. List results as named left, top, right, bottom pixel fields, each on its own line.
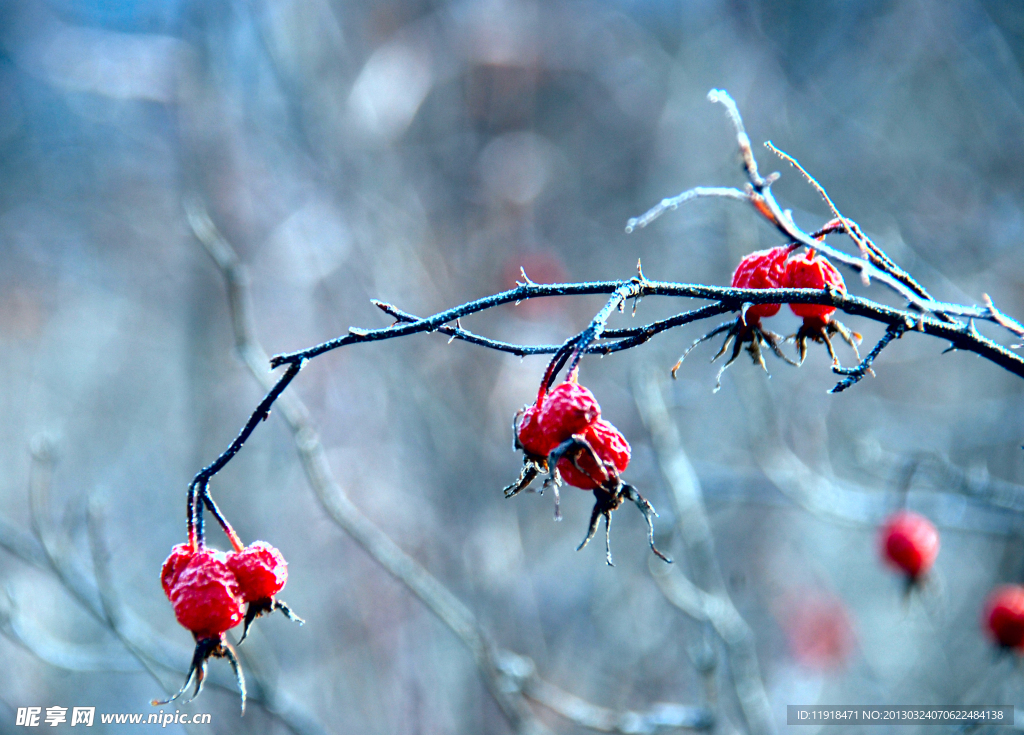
left=682, top=246, right=861, bottom=387
left=515, top=380, right=630, bottom=490
left=731, top=245, right=860, bottom=365
left=732, top=246, right=843, bottom=329
left=507, top=375, right=669, bottom=566
left=157, top=540, right=300, bottom=710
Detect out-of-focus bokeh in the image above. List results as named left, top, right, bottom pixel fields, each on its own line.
left=3, top=0, right=1024, bottom=732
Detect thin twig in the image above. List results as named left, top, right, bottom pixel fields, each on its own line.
left=830, top=323, right=906, bottom=393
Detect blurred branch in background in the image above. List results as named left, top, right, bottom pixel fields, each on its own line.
left=634, top=372, right=775, bottom=735
left=187, top=196, right=714, bottom=734
left=736, top=373, right=1024, bottom=535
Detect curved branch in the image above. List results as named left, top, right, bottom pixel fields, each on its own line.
left=190, top=200, right=713, bottom=734
left=185, top=277, right=1024, bottom=502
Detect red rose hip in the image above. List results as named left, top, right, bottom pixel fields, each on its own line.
left=227, top=541, right=303, bottom=642
left=731, top=246, right=790, bottom=322
left=783, top=249, right=845, bottom=326
left=168, top=549, right=244, bottom=640
left=539, top=381, right=600, bottom=441
left=227, top=541, right=288, bottom=602
left=516, top=380, right=601, bottom=459
left=557, top=419, right=631, bottom=490
left=879, top=511, right=939, bottom=582
left=161, top=543, right=194, bottom=598
left=505, top=373, right=668, bottom=565
left=515, top=404, right=551, bottom=457
left=984, top=585, right=1024, bottom=649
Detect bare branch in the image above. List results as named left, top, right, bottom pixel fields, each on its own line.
left=0, top=588, right=142, bottom=673
left=190, top=196, right=714, bottom=735
left=648, top=564, right=774, bottom=735
left=633, top=372, right=776, bottom=735
left=625, top=187, right=749, bottom=233
left=830, top=323, right=905, bottom=393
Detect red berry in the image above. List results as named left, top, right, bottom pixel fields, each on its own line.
left=227, top=541, right=288, bottom=602
left=783, top=250, right=845, bottom=325
left=516, top=404, right=553, bottom=457
left=984, top=585, right=1024, bottom=649
left=558, top=419, right=631, bottom=489
left=731, top=246, right=790, bottom=322
left=161, top=543, right=194, bottom=598
left=168, top=549, right=244, bottom=639
left=879, top=511, right=939, bottom=581
left=516, top=381, right=600, bottom=458
left=539, top=382, right=601, bottom=443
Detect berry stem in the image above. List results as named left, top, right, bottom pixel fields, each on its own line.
left=203, top=489, right=245, bottom=552
left=187, top=481, right=204, bottom=551
left=537, top=339, right=577, bottom=404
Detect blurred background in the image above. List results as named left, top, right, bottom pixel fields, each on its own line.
left=3, top=0, right=1024, bottom=732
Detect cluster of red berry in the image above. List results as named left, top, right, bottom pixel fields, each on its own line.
left=156, top=538, right=300, bottom=710
left=684, top=245, right=861, bottom=387
left=506, top=372, right=669, bottom=566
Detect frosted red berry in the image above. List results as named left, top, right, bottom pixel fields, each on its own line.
left=539, top=381, right=601, bottom=443
left=879, top=511, right=939, bottom=581
left=161, top=543, right=194, bottom=598
left=167, top=549, right=245, bottom=640
left=557, top=419, right=631, bottom=489
left=227, top=541, right=288, bottom=602
left=984, top=585, right=1024, bottom=649
left=516, top=404, right=550, bottom=457
left=731, top=246, right=790, bottom=322
left=783, top=250, right=845, bottom=326
left=516, top=381, right=600, bottom=458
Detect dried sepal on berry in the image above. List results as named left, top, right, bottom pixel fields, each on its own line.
left=158, top=547, right=247, bottom=712
left=672, top=246, right=797, bottom=390
left=227, top=541, right=304, bottom=643
left=505, top=375, right=670, bottom=565
left=782, top=249, right=862, bottom=366
left=555, top=419, right=630, bottom=490
left=152, top=634, right=246, bottom=714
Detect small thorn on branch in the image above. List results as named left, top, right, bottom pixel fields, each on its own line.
left=448, top=319, right=462, bottom=344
